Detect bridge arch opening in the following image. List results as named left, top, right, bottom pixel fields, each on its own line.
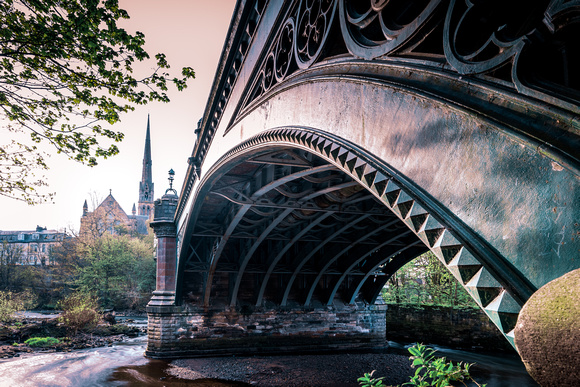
left=176, top=127, right=533, bottom=348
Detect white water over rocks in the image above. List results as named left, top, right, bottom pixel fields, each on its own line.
left=0, top=336, right=147, bottom=387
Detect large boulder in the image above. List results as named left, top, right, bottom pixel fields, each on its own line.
left=515, top=268, right=580, bottom=386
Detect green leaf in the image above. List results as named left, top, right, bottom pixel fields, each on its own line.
left=0, top=0, right=194, bottom=203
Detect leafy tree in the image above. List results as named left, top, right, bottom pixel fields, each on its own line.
left=36, top=235, right=81, bottom=306
left=76, top=233, right=155, bottom=310
left=382, top=252, right=477, bottom=309
left=0, top=289, right=36, bottom=322
left=0, top=241, right=23, bottom=290
left=0, top=0, right=195, bottom=203
left=0, top=290, right=24, bottom=322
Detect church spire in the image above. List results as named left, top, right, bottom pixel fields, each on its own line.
left=142, top=114, right=152, bottom=183
left=138, top=114, right=154, bottom=218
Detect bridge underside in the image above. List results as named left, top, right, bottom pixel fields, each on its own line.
left=148, top=147, right=429, bottom=357
left=182, top=148, right=427, bottom=309
left=146, top=0, right=579, bottom=368
left=147, top=132, right=534, bottom=357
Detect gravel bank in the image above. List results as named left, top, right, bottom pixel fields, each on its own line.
left=168, top=352, right=414, bottom=386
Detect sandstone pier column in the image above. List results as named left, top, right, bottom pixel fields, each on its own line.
left=148, top=189, right=178, bottom=306
left=146, top=183, right=181, bottom=357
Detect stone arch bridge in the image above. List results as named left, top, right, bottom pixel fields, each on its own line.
left=146, top=0, right=579, bottom=364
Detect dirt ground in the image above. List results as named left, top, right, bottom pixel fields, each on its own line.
left=168, top=352, right=414, bottom=386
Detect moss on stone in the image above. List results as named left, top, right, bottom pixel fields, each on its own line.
left=515, top=268, right=580, bottom=386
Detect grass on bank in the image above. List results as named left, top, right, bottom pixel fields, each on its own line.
left=24, top=337, right=60, bottom=347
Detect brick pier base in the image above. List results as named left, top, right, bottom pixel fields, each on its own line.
left=146, top=302, right=387, bottom=358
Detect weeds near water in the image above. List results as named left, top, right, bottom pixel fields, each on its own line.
left=358, top=343, right=487, bottom=387
left=358, top=370, right=386, bottom=387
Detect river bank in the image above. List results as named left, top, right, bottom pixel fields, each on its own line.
left=0, top=335, right=539, bottom=387
left=0, top=312, right=539, bottom=386
left=0, top=315, right=144, bottom=360
left=167, top=352, right=413, bottom=387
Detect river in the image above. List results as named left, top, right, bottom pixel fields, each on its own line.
left=0, top=318, right=538, bottom=386
left=0, top=340, right=539, bottom=386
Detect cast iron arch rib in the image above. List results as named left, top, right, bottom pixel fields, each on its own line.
left=345, top=241, right=427, bottom=305
left=202, top=163, right=339, bottom=306
left=255, top=211, right=335, bottom=306
left=324, top=230, right=418, bottom=305
left=229, top=178, right=371, bottom=306
left=183, top=126, right=537, bottom=345
left=303, top=218, right=404, bottom=306
left=281, top=213, right=374, bottom=305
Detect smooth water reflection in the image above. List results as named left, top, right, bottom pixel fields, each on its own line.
left=109, top=360, right=249, bottom=386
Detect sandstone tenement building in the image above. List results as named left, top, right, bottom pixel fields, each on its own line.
left=0, top=226, right=67, bottom=265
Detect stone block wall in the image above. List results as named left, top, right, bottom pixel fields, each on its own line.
left=385, top=304, right=514, bottom=352
left=146, top=303, right=387, bottom=358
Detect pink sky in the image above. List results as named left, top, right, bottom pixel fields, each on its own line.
left=0, top=0, right=237, bottom=231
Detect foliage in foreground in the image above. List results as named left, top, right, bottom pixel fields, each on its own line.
left=57, top=292, right=100, bottom=334
left=24, top=337, right=60, bottom=347
left=358, top=370, right=386, bottom=387
left=404, top=344, right=486, bottom=387
left=358, top=343, right=486, bottom=387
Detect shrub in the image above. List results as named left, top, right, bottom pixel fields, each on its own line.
left=0, top=291, right=24, bottom=323
left=403, top=343, right=486, bottom=387
left=25, top=337, right=60, bottom=347
left=58, top=292, right=101, bottom=334
left=358, top=370, right=386, bottom=387
left=17, top=289, right=39, bottom=310
left=358, top=344, right=487, bottom=387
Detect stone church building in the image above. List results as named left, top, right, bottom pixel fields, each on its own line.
left=79, top=116, right=155, bottom=237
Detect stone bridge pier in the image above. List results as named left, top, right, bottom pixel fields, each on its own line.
left=146, top=174, right=388, bottom=358
left=146, top=1, right=579, bottom=384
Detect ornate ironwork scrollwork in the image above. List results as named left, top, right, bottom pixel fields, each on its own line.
left=514, top=0, right=580, bottom=105
left=262, top=53, right=275, bottom=92
left=443, top=0, right=550, bottom=74
left=444, top=0, right=579, bottom=105
left=295, top=0, right=338, bottom=68
left=248, top=18, right=296, bottom=105
left=339, top=0, right=443, bottom=59
left=275, top=18, right=295, bottom=81
left=243, top=1, right=338, bottom=113
left=236, top=0, right=579, bottom=132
